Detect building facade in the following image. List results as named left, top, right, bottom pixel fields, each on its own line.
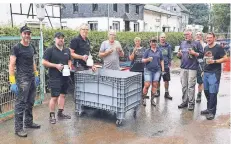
left=61, top=4, right=144, bottom=32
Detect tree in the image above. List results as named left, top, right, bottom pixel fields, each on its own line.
left=183, top=4, right=210, bottom=32
left=211, top=4, right=230, bottom=33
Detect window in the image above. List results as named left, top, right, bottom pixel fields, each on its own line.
left=136, top=5, right=139, bottom=14
left=156, top=19, right=160, bottom=22
left=134, top=23, right=139, bottom=32
left=73, top=4, right=78, bottom=13
left=113, top=21, right=120, bottom=31
left=167, top=7, right=170, bottom=11
left=88, top=21, right=98, bottom=31
left=125, top=4, right=129, bottom=13
left=113, top=4, right=117, bottom=12
left=92, top=4, right=98, bottom=12
left=173, top=7, right=176, bottom=11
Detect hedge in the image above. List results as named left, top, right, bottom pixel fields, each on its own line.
left=0, top=26, right=184, bottom=63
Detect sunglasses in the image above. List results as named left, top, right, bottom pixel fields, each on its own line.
left=81, top=29, right=89, bottom=31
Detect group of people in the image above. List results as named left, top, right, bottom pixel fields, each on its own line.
left=8, top=24, right=228, bottom=138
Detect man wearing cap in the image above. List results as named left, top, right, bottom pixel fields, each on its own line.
left=70, top=23, right=96, bottom=71
left=177, top=29, right=203, bottom=111
left=98, top=30, right=124, bottom=70
left=42, top=32, right=72, bottom=124
left=9, top=26, right=40, bottom=137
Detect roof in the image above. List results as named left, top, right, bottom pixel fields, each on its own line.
left=123, top=13, right=139, bottom=21
left=157, top=4, right=190, bottom=14
left=144, top=4, right=177, bottom=16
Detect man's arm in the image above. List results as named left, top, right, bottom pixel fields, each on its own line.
left=99, top=50, right=112, bottom=58
left=9, top=55, right=16, bottom=83
left=70, top=48, right=85, bottom=60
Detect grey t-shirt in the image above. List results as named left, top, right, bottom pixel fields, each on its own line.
left=99, top=40, right=122, bottom=70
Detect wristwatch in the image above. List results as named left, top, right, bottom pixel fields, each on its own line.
left=214, top=60, right=217, bottom=63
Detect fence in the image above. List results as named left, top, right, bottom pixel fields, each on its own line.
left=0, top=36, right=45, bottom=119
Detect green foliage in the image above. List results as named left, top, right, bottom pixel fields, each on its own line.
left=183, top=4, right=210, bottom=27
left=0, top=27, right=184, bottom=63
left=211, top=4, right=230, bottom=33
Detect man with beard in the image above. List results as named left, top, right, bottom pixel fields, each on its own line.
left=70, top=23, right=96, bottom=71
left=201, top=32, right=227, bottom=120
left=42, top=32, right=72, bottom=124
left=9, top=26, right=40, bottom=137
left=177, top=29, right=203, bottom=111
left=156, top=33, right=172, bottom=100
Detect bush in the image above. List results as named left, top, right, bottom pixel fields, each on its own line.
left=0, top=26, right=184, bottom=63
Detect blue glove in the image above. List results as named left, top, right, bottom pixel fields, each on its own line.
left=10, top=84, right=19, bottom=95
left=35, top=76, right=40, bottom=87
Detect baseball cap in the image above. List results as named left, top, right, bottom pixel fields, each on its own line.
left=54, top=32, right=65, bottom=38
left=20, top=26, right=31, bottom=33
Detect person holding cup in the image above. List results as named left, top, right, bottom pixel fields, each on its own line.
left=201, top=32, right=228, bottom=120
left=42, top=32, right=72, bottom=124
left=142, top=37, right=164, bottom=106
left=177, top=29, right=203, bottom=111
left=98, top=30, right=124, bottom=70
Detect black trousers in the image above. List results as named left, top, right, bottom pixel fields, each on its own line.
left=15, top=76, right=36, bottom=132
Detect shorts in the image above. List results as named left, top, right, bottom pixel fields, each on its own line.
left=197, top=69, right=203, bottom=84
left=49, top=77, right=69, bottom=97
left=144, top=68, right=161, bottom=82
left=159, top=68, right=171, bottom=82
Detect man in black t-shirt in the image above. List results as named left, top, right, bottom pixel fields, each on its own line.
left=70, top=23, right=96, bottom=71
left=42, top=32, right=72, bottom=124
left=201, top=32, right=228, bottom=120
left=9, top=26, right=40, bottom=137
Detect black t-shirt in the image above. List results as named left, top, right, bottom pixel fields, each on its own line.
left=70, top=34, right=91, bottom=68
left=43, top=46, right=71, bottom=79
left=130, top=47, right=145, bottom=72
left=10, top=43, right=36, bottom=78
left=204, top=44, right=226, bottom=73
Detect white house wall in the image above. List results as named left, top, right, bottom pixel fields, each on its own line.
left=0, top=3, right=61, bottom=28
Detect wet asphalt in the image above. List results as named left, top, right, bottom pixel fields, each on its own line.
left=0, top=70, right=230, bottom=144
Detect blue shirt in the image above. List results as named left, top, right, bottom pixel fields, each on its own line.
left=143, top=48, right=163, bottom=72
left=179, top=40, right=203, bottom=70
left=158, top=43, right=172, bottom=70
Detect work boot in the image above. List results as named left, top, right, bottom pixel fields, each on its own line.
left=188, top=104, right=194, bottom=111
left=49, top=112, right=56, bottom=124
left=206, top=113, right=215, bottom=120
left=164, top=92, right=172, bottom=100
left=154, top=90, right=160, bottom=97
left=196, top=93, right=202, bottom=103
left=15, top=130, right=27, bottom=137
left=151, top=93, right=156, bottom=106
left=201, top=109, right=209, bottom=115
left=178, top=102, right=188, bottom=109
left=57, top=112, right=71, bottom=119
left=24, top=123, right=41, bottom=129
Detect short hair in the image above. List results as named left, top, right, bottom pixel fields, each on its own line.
left=160, top=33, right=166, bottom=38
left=150, top=37, right=157, bottom=43
left=108, top=30, right=116, bottom=36
left=79, top=23, right=89, bottom=30
left=134, top=37, right=141, bottom=42
left=207, top=32, right=216, bottom=38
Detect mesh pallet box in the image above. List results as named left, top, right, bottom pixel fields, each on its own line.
left=74, top=69, right=142, bottom=126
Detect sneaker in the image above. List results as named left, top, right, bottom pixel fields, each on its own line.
left=164, top=92, right=172, bottom=100
left=154, top=90, right=160, bottom=97
left=49, top=113, right=56, bottom=124
left=57, top=112, right=71, bottom=119
left=178, top=102, right=188, bottom=109
left=196, top=93, right=202, bottom=103
left=15, top=130, right=27, bottom=137
left=24, top=123, right=41, bottom=129
left=201, top=109, right=209, bottom=115
left=151, top=96, right=156, bottom=106
left=142, top=98, right=146, bottom=106
left=188, top=104, right=194, bottom=111
left=206, top=113, right=215, bottom=120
